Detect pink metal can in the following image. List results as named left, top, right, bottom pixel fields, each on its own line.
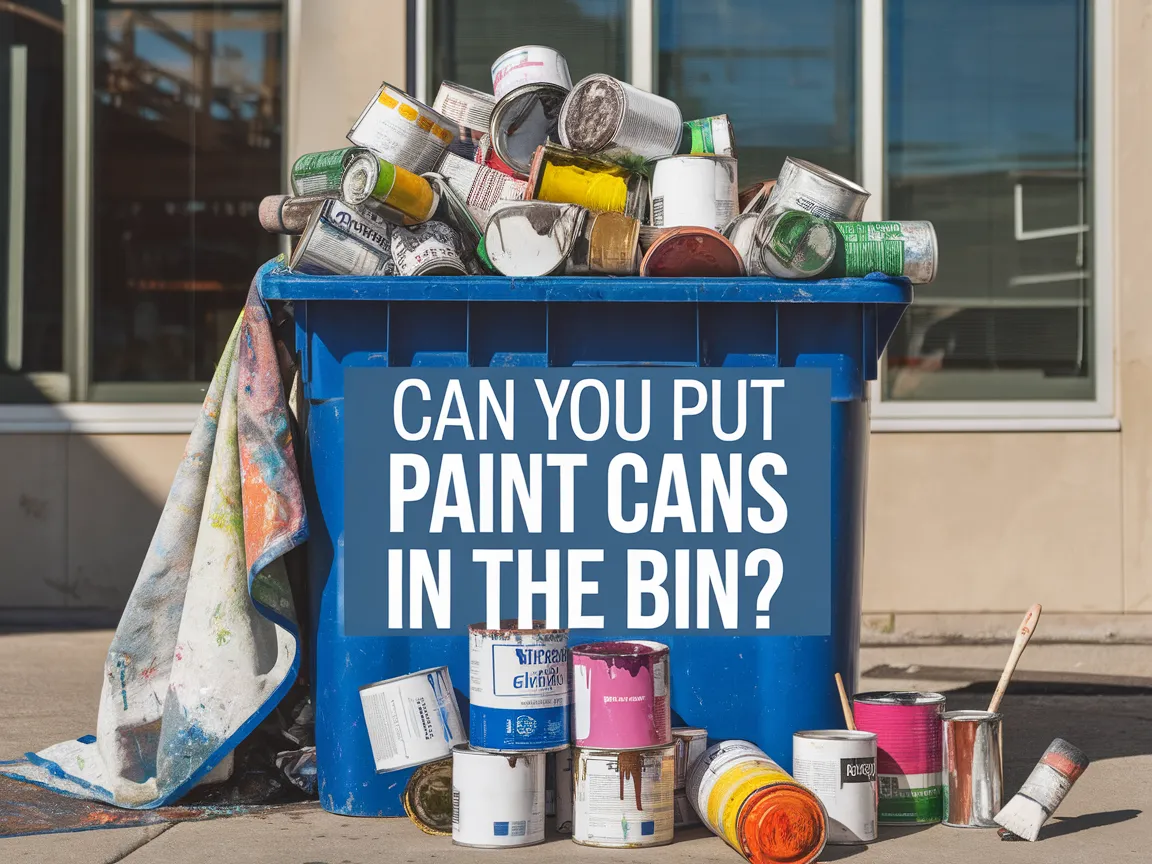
left=572, top=641, right=671, bottom=751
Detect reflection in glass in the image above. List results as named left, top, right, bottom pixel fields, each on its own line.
left=884, top=0, right=1093, bottom=402
left=92, top=1, right=283, bottom=391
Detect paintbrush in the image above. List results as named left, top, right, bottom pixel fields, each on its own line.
left=994, top=738, right=1089, bottom=841
left=834, top=672, right=856, bottom=730
left=988, top=603, right=1042, bottom=713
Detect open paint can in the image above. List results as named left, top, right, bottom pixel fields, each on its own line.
left=490, top=83, right=569, bottom=177
left=573, top=746, right=676, bottom=848
left=403, top=758, right=453, bottom=836
left=793, top=730, right=878, bottom=844
left=942, top=710, right=1003, bottom=828
left=572, top=641, right=671, bottom=750
left=452, top=746, right=545, bottom=848
left=640, top=227, right=745, bottom=278
left=358, top=666, right=466, bottom=773
left=484, top=201, right=586, bottom=277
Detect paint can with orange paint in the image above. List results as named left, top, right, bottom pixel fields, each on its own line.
left=687, top=740, right=828, bottom=864
left=572, top=745, right=676, bottom=847
left=640, top=227, right=745, bottom=278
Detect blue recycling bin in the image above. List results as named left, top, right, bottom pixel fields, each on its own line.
left=260, top=265, right=912, bottom=817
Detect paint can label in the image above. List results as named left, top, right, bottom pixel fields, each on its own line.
left=682, top=116, right=734, bottom=157
left=573, top=646, right=671, bottom=750
left=469, top=629, right=569, bottom=751
left=491, top=45, right=572, bottom=101
left=835, top=221, right=906, bottom=277
left=793, top=752, right=877, bottom=843
left=367, top=159, right=438, bottom=224
left=349, top=84, right=454, bottom=176
left=291, top=218, right=392, bottom=277
left=877, top=773, right=942, bottom=823
left=574, top=748, right=675, bottom=846
left=359, top=668, right=465, bottom=772
left=320, top=200, right=392, bottom=257
left=438, top=152, right=527, bottom=227
left=291, top=147, right=359, bottom=195
left=391, top=221, right=467, bottom=276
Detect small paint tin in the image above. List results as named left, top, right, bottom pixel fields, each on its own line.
left=832, top=221, right=939, bottom=284
left=348, top=81, right=455, bottom=176
left=490, top=83, right=569, bottom=177
left=491, top=44, right=572, bottom=101
left=573, top=746, right=676, bottom=848
left=853, top=691, right=946, bottom=825
left=763, top=157, right=869, bottom=221
left=672, top=727, right=708, bottom=790
left=289, top=204, right=394, bottom=277
left=468, top=621, right=570, bottom=753
left=559, top=74, right=682, bottom=160
left=651, top=154, right=739, bottom=231
left=341, top=153, right=439, bottom=226
left=679, top=115, right=736, bottom=157
left=391, top=220, right=469, bottom=276
left=573, top=641, right=671, bottom=751
left=290, top=146, right=368, bottom=196
left=358, top=666, right=467, bottom=773
left=452, top=745, right=545, bottom=848
left=433, top=80, right=495, bottom=161
left=793, top=730, right=879, bottom=845
left=753, top=209, right=838, bottom=279
left=640, top=227, right=745, bottom=278
left=404, top=758, right=453, bottom=836
left=565, top=211, right=641, bottom=276
left=942, top=710, right=1003, bottom=829
left=674, top=791, right=700, bottom=827
left=436, top=151, right=527, bottom=227
left=527, top=142, right=648, bottom=220
left=484, top=201, right=586, bottom=277
left=552, top=747, right=574, bottom=833
left=259, top=194, right=329, bottom=235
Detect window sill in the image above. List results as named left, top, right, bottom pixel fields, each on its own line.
left=0, top=404, right=200, bottom=434
left=871, top=416, right=1121, bottom=433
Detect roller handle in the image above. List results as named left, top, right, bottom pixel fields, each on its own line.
left=988, top=603, right=1042, bottom=714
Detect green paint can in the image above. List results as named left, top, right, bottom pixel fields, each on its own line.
left=290, top=147, right=369, bottom=196
left=831, top=221, right=939, bottom=284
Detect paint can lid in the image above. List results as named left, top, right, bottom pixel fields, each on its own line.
left=853, top=691, right=947, bottom=706
left=572, top=640, right=669, bottom=657
left=403, top=759, right=453, bottom=836
left=738, top=785, right=827, bottom=864
left=793, top=729, right=877, bottom=742
left=558, top=74, right=625, bottom=153
left=640, top=227, right=744, bottom=278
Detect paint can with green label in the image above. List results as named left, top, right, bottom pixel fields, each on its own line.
left=290, top=147, right=369, bottom=196
left=752, top=210, right=838, bottom=279
left=831, top=221, right=938, bottom=284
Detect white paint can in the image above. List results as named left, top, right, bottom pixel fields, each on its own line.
left=552, top=747, right=574, bottom=833
left=358, top=666, right=466, bottom=773
left=672, top=727, right=708, bottom=790
left=674, top=791, right=700, bottom=827
left=348, top=82, right=455, bottom=176
left=452, top=745, right=545, bottom=848
left=650, top=155, right=739, bottom=231
left=793, top=730, right=878, bottom=844
left=573, top=746, right=675, bottom=848
left=491, top=45, right=572, bottom=101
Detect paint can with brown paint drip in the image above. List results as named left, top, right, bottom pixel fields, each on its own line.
left=565, top=212, right=641, bottom=276
left=404, top=758, right=453, bottom=836
left=452, top=745, right=545, bottom=848
left=572, top=746, right=675, bottom=847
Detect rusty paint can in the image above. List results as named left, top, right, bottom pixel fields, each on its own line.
left=650, top=154, right=739, bottom=231
left=357, top=666, right=467, bottom=773
left=391, top=220, right=469, bottom=276
left=341, top=153, right=439, bottom=226
left=289, top=203, right=394, bottom=277
left=853, top=691, right=947, bottom=825
left=348, top=82, right=455, bottom=175
left=672, top=727, right=709, bottom=790
left=687, top=740, right=828, bottom=864
left=640, top=227, right=745, bottom=278
left=572, top=641, right=671, bottom=751
left=831, top=221, right=939, bottom=284
left=573, top=746, right=676, bottom=848
left=436, top=151, right=527, bottom=227
left=491, top=45, right=572, bottom=101
left=484, top=201, right=586, bottom=277
left=290, top=146, right=369, bottom=196
left=763, top=157, right=869, bottom=221
left=793, top=730, right=879, bottom=844
left=527, top=142, right=648, bottom=220
left=559, top=74, right=682, bottom=160
left=674, top=791, right=700, bottom=827
left=451, top=745, right=545, bottom=848
left=433, top=80, right=496, bottom=161
left=753, top=210, right=838, bottom=279
left=404, top=758, right=453, bottom=836
left=259, top=194, right=330, bottom=235
left=552, top=747, right=574, bottom=832
left=942, top=710, right=1003, bottom=828
left=565, top=211, right=641, bottom=276
left=490, top=83, right=569, bottom=178
left=679, top=115, right=736, bottom=157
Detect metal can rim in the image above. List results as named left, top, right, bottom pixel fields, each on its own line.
left=572, top=639, right=669, bottom=657
left=467, top=619, right=569, bottom=635
left=574, top=744, right=677, bottom=757
left=941, top=710, right=1001, bottom=722
left=793, top=729, right=878, bottom=742
left=491, top=44, right=568, bottom=70
left=853, top=690, right=947, bottom=706
left=781, top=155, right=869, bottom=196
left=558, top=74, right=627, bottom=153
left=648, top=153, right=738, bottom=166
left=490, top=83, right=569, bottom=176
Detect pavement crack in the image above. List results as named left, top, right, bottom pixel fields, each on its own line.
left=103, top=822, right=175, bottom=864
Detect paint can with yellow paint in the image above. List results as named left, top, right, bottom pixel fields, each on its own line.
left=526, top=143, right=648, bottom=221
left=572, top=745, right=675, bottom=848
left=348, top=82, right=456, bottom=175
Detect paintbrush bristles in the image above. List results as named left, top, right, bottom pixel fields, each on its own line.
left=993, top=794, right=1048, bottom=842
left=993, top=738, right=1089, bottom=841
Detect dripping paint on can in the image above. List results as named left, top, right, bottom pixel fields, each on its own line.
left=451, top=746, right=545, bottom=848
left=358, top=667, right=466, bottom=773
left=573, top=746, right=676, bottom=848
left=572, top=641, right=671, bottom=751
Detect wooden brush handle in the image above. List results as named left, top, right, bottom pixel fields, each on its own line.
left=835, top=672, right=856, bottom=730
left=988, top=603, right=1042, bottom=713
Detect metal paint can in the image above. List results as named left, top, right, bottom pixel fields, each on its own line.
left=753, top=210, right=838, bottom=279
left=468, top=621, right=570, bottom=753
left=638, top=226, right=674, bottom=253
left=942, top=710, right=1003, bottom=829
left=433, top=80, right=496, bottom=162
left=348, top=81, right=455, bottom=175
left=490, top=83, right=569, bottom=178
left=391, top=220, right=469, bottom=276
left=341, top=153, right=439, bottom=226
left=792, top=730, right=878, bottom=845
left=289, top=204, right=394, bottom=277
left=259, top=194, right=329, bottom=235
left=674, top=791, right=701, bottom=827
left=559, top=74, right=682, bottom=161
left=527, top=143, right=648, bottom=220
left=404, top=758, right=453, bottom=836
left=831, top=221, right=939, bottom=284
left=552, top=747, right=574, bottom=833
left=672, top=727, right=708, bottom=790
left=451, top=745, right=545, bottom=848
left=290, top=146, right=368, bottom=196
left=491, top=45, right=572, bottom=101
left=853, top=691, right=946, bottom=825
left=565, top=211, right=641, bottom=276
left=357, top=666, right=467, bottom=773
left=474, top=132, right=521, bottom=178
left=484, top=201, right=586, bottom=277
left=687, top=740, right=828, bottom=864
left=436, top=151, right=527, bottom=227
left=679, top=115, right=736, bottom=157
left=572, top=746, right=676, bottom=848
left=739, top=180, right=777, bottom=215
left=640, top=227, right=745, bottom=278
left=723, top=212, right=759, bottom=273
left=650, top=155, right=739, bottom=231
left=572, top=641, right=671, bottom=751
left=763, top=157, right=869, bottom=221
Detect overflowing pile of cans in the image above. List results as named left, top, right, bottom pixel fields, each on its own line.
left=261, top=45, right=938, bottom=284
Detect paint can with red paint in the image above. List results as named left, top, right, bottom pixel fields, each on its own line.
left=572, top=641, right=671, bottom=751
left=572, top=745, right=676, bottom=847
left=640, top=227, right=745, bottom=278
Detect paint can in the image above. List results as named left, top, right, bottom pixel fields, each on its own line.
left=572, top=641, right=671, bottom=751
left=792, top=730, right=878, bottom=845
left=942, top=710, right=1003, bottom=829
left=723, top=212, right=759, bottom=273
left=573, top=746, right=676, bottom=848
left=674, top=791, right=701, bottom=827
left=357, top=667, right=466, bottom=773
left=391, top=220, right=469, bottom=276
left=739, top=180, right=777, bottom=215
left=490, top=83, right=569, bottom=177
left=672, top=727, right=709, bottom=790
left=436, top=151, right=527, bottom=227
left=565, top=211, right=641, bottom=276
left=752, top=210, right=838, bottom=279
left=348, top=82, right=455, bottom=175
left=831, top=221, right=939, bottom=284
left=559, top=74, right=683, bottom=161
left=650, top=155, right=739, bottom=231
left=491, top=45, right=572, bottom=101
left=451, top=745, right=545, bottom=848
left=259, top=194, right=330, bottom=235
left=687, top=740, right=827, bottom=864
left=527, top=143, right=648, bottom=220
left=289, top=203, right=394, bottom=277
left=341, top=153, right=439, bottom=226
left=853, top=691, right=946, bottom=825
left=484, top=201, right=586, bottom=277
left=432, top=80, right=496, bottom=161
left=640, top=227, right=745, bottom=278
left=679, top=115, right=736, bottom=157
left=468, top=621, right=569, bottom=753
left=404, top=758, right=453, bottom=836
left=290, top=146, right=369, bottom=196
left=763, top=157, right=869, bottom=221
left=552, top=747, right=574, bottom=833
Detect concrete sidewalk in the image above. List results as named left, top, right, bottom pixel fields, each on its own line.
left=2, top=632, right=1149, bottom=863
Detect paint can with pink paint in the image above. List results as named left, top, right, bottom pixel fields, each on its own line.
left=853, top=691, right=946, bottom=825
left=572, top=641, right=671, bottom=751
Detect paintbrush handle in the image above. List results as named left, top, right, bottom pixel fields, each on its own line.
left=988, top=603, right=1042, bottom=713
left=835, top=672, right=856, bottom=730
